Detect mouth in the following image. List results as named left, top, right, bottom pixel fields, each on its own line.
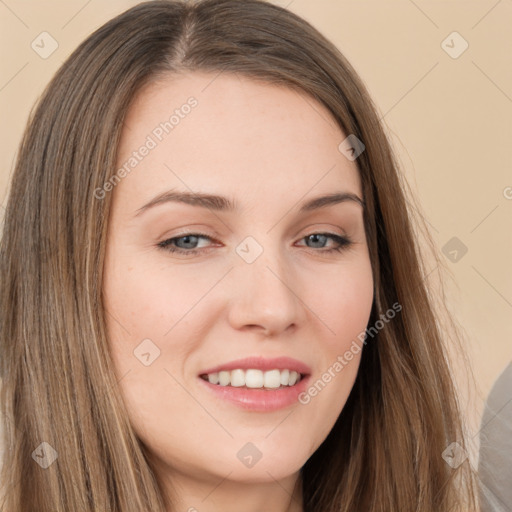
left=197, top=367, right=311, bottom=412
left=199, top=368, right=308, bottom=390
left=196, top=356, right=312, bottom=411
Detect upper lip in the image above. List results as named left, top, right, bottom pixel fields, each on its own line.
left=199, top=356, right=311, bottom=376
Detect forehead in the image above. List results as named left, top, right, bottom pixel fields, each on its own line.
left=114, top=72, right=362, bottom=212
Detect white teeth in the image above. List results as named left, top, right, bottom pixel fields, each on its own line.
left=218, top=371, right=230, bottom=386
left=208, top=373, right=219, bottom=384
left=263, top=369, right=281, bottom=389
left=245, top=369, right=263, bottom=388
left=230, top=369, right=245, bottom=387
left=202, top=369, right=303, bottom=389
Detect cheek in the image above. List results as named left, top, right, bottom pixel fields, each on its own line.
left=103, top=253, right=212, bottom=339
left=305, top=257, right=374, bottom=348
left=294, top=264, right=372, bottom=445
left=102, top=252, right=225, bottom=390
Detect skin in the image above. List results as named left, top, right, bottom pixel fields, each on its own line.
left=103, top=72, right=374, bottom=512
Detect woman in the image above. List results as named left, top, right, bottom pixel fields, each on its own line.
left=0, top=0, right=479, bottom=510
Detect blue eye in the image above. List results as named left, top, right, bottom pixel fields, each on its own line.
left=157, top=233, right=213, bottom=256
left=299, top=233, right=352, bottom=253
left=157, top=232, right=352, bottom=256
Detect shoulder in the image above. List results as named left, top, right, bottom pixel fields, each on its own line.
left=478, top=362, right=512, bottom=511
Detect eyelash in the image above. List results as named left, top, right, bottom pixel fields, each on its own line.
left=157, top=232, right=352, bottom=256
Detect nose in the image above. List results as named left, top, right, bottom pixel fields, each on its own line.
left=227, top=248, right=303, bottom=337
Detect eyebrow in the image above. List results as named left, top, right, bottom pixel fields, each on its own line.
left=134, top=190, right=364, bottom=217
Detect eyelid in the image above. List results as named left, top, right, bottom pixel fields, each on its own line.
left=295, top=222, right=349, bottom=237
left=157, top=231, right=217, bottom=249
left=157, top=229, right=353, bottom=257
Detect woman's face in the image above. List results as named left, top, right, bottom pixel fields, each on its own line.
left=103, top=72, right=373, bottom=498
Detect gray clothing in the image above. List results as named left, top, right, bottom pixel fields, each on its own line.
left=478, top=362, right=512, bottom=511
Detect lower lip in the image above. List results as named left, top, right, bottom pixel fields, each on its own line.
left=197, top=375, right=311, bottom=412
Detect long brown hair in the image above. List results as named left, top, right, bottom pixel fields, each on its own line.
left=0, top=0, right=479, bottom=510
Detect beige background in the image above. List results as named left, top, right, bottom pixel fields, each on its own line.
left=1, top=0, right=511, bottom=460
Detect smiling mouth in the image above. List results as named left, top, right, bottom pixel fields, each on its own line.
left=199, top=368, right=306, bottom=390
